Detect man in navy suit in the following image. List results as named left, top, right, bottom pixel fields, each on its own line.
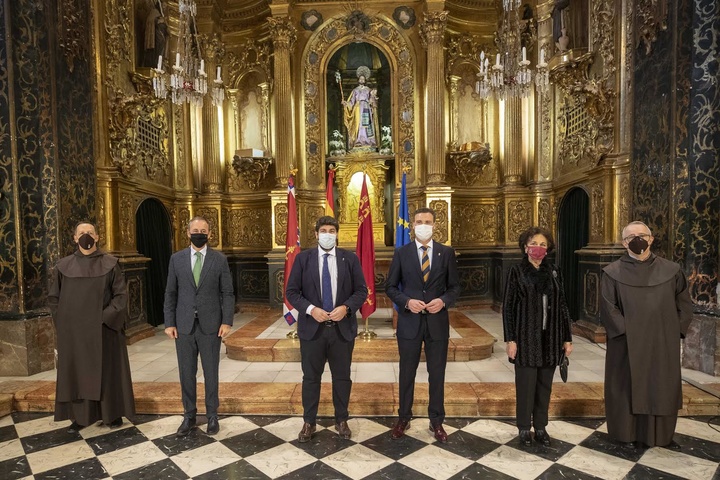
left=386, top=207, right=460, bottom=442
left=285, top=216, right=368, bottom=442
left=164, top=216, right=235, bottom=437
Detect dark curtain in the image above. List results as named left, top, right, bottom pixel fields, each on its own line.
left=136, top=199, right=172, bottom=327
left=557, top=188, right=589, bottom=321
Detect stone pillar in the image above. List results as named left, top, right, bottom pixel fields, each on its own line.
left=268, top=16, right=296, bottom=186
left=420, top=10, right=448, bottom=185
left=503, top=96, right=523, bottom=185
left=448, top=75, right=460, bottom=150
left=202, top=92, right=223, bottom=193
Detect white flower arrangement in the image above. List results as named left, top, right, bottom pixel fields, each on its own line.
left=329, top=130, right=346, bottom=156
left=379, top=125, right=393, bottom=155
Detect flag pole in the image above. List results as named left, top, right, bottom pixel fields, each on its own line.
left=360, top=316, right=377, bottom=339
left=284, top=166, right=301, bottom=339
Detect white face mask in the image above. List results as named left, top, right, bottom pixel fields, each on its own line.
left=414, top=224, right=433, bottom=242
left=318, top=232, right=337, bottom=250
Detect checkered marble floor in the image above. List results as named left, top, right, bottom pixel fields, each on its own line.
left=1, top=413, right=719, bottom=479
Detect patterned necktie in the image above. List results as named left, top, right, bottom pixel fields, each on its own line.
left=193, top=251, right=203, bottom=286
left=322, top=253, right=333, bottom=311
left=421, top=246, right=430, bottom=283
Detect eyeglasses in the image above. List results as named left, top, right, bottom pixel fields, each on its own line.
left=623, top=233, right=651, bottom=242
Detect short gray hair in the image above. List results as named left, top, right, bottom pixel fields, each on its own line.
left=622, top=221, right=652, bottom=239
left=187, top=216, right=210, bottom=231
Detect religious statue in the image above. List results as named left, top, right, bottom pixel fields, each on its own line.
left=552, top=0, right=571, bottom=52
left=142, top=0, right=168, bottom=69
left=341, top=66, right=380, bottom=151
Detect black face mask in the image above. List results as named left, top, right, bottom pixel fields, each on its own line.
left=628, top=236, right=649, bottom=255
left=78, top=233, right=96, bottom=250
left=190, top=233, right=208, bottom=248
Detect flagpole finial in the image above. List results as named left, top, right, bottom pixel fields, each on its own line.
left=327, top=163, right=336, bottom=173
left=289, top=166, right=298, bottom=176
left=401, top=161, right=412, bottom=174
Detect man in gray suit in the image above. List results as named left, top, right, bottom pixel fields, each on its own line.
left=164, top=216, right=235, bottom=436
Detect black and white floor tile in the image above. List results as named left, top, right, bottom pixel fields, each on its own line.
left=1, top=413, right=719, bottom=479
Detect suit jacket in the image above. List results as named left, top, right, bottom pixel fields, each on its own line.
left=386, top=241, right=460, bottom=340
left=164, top=247, right=235, bottom=335
left=285, top=247, right=368, bottom=342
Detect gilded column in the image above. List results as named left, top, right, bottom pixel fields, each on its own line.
left=259, top=82, right=271, bottom=153
left=202, top=94, right=223, bottom=193
left=503, top=96, right=523, bottom=185
left=535, top=1, right=554, bottom=183
left=268, top=17, right=296, bottom=186
left=448, top=75, right=460, bottom=150
left=420, top=11, right=449, bottom=185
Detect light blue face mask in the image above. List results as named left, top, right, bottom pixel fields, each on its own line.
left=318, top=232, right=337, bottom=250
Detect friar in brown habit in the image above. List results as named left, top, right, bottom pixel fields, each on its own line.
left=600, top=221, right=692, bottom=450
left=48, top=222, right=135, bottom=432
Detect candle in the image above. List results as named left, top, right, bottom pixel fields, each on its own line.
left=216, top=65, right=221, bottom=80
left=539, top=49, right=545, bottom=65
left=480, top=51, right=485, bottom=62
left=175, top=53, right=180, bottom=67
left=157, top=55, right=163, bottom=71
left=522, top=47, right=526, bottom=62
left=496, top=53, right=500, bottom=66
left=199, top=59, right=205, bottom=74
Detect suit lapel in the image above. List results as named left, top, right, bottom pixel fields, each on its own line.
left=182, top=249, right=196, bottom=288
left=408, top=243, right=423, bottom=281
left=336, top=249, right=346, bottom=303
left=308, top=250, right=321, bottom=304
left=197, top=248, right=215, bottom=289
left=426, top=243, right=443, bottom=283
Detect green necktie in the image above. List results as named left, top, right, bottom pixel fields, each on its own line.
left=193, top=251, right=203, bottom=286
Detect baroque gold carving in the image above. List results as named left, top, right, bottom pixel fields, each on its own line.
left=177, top=206, right=190, bottom=248
left=636, top=0, right=668, bottom=55
left=303, top=15, right=416, bottom=185
left=447, top=144, right=492, bottom=186
left=231, top=156, right=273, bottom=191
left=508, top=200, right=532, bottom=241
left=275, top=203, right=288, bottom=247
left=119, top=193, right=136, bottom=250
left=459, top=265, right=489, bottom=295
left=619, top=178, right=630, bottom=232
left=227, top=40, right=272, bottom=90
left=268, top=16, right=297, bottom=51
left=591, top=182, right=604, bottom=242
left=174, top=103, right=186, bottom=189
left=225, top=208, right=272, bottom=249
left=57, top=0, right=88, bottom=73
left=104, top=0, right=133, bottom=74
left=538, top=198, right=552, bottom=231
left=451, top=204, right=497, bottom=244
left=429, top=200, right=449, bottom=244
left=419, top=11, right=449, bottom=48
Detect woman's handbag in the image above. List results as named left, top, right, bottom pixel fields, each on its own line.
left=559, top=351, right=569, bottom=382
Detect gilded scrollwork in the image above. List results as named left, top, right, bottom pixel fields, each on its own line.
left=240, top=270, right=270, bottom=296
left=225, top=208, right=272, bottom=249
left=419, top=11, right=449, bottom=48
left=447, top=145, right=492, bottom=187
left=231, top=156, right=273, bottom=191
left=174, top=103, right=186, bottom=189
left=57, top=0, right=88, bottom=73
left=275, top=203, right=288, bottom=247
left=429, top=200, right=449, bottom=244
left=451, top=204, right=497, bottom=244
left=590, top=183, right=604, bottom=242
left=177, top=207, right=190, bottom=248
left=303, top=14, right=416, bottom=185
left=120, top=193, right=136, bottom=250
left=538, top=198, right=552, bottom=231
left=268, top=16, right=297, bottom=52
left=636, top=0, right=668, bottom=55
left=104, top=0, right=133, bottom=74
left=508, top=200, right=531, bottom=241
left=226, top=40, right=272, bottom=90
left=459, top=265, right=489, bottom=295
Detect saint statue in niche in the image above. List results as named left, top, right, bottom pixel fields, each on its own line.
left=139, top=0, right=168, bottom=68
left=342, top=66, right=380, bottom=151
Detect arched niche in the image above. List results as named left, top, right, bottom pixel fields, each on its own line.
left=301, top=14, right=417, bottom=188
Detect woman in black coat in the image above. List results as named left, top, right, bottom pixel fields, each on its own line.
left=503, top=226, right=573, bottom=447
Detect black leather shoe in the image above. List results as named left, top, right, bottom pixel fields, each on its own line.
left=176, top=417, right=196, bottom=437
left=391, top=419, right=410, bottom=439
left=108, top=418, right=123, bottom=429
left=534, top=429, right=551, bottom=446
left=67, top=421, right=84, bottom=434
left=429, top=423, right=448, bottom=443
left=518, top=430, right=532, bottom=447
left=336, top=421, right=352, bottom=439
left=619, top=441, right=637, bottom=450
left=206, top=416, right=219, bottom=435
left=298, top=422, right=316, bottom=443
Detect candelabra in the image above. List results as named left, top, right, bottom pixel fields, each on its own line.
left=152, top=0, right=224, bottom=106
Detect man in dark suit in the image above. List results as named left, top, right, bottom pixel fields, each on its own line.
left=286, top=216, right=368, bottom=443
left=164, top=216, right=235, bottom=437
left=386, top=207, right=460, bottom=442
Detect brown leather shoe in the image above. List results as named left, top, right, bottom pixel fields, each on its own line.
left=335, top=421, right=352, bottom=439
left=298, top=422, right=316, bottom=443
left=430, top=423, right=448, bottom=443
left=391, top=419, right=410, bottom=439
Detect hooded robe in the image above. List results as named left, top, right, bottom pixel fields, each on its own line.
left=600, top=253, right=692, bottom=446
left=48, top=250, right=135, bottom=426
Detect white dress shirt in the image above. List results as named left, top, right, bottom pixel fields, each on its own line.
left=415, top=239, right=434, bottom=270
left=190, top=244, right=208, bottom=270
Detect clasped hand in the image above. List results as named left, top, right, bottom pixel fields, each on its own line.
left=407, top=298, right=444, bottom=314
left=311, top=306, right=346, bottom=322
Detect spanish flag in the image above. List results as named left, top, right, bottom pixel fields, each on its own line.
left=283, top=173, right=300, bottom=325
left=325, top=167, right=336, bottom=217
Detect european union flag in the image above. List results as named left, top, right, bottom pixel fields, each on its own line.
left=395, top=172, right=411, bottom=247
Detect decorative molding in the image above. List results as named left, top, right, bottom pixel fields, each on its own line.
left=195, top=207, right=220, bottom=248
left=419, top=11, right=449, bottom=48
left=57, top=0, right=88, bottom=73
left=451, top=204, right=497, bottom=244
left=459, top=264, right=489, bottom=295
left=508, top=200, right=531, bottom=242
left=226, top=40, right=272, bottom=91
left=584, top=271, right=599, bottom=316
left=275, top=203, right=288, bottom=247
left=590, top=182, right=605, bottom=242
left=268, top=16, right=297, bottom=51
left=224, top=208, right=272, bottom=248
left=231, top=156, right=273, bottom=191
left=538, top=198, right=552, bottom=231
left=429, top=200, right=449, bottom=244
left=635, top=0, right=668, bottom=55
left=447, top=144, right=492, bottom=186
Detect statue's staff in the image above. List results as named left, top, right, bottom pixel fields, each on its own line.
left=335, top=71, right=348, bottom=150
left=335, top=71, right=344, bottom=100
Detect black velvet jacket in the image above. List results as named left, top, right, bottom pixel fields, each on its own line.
left=502, top=257, right=573, bottom=367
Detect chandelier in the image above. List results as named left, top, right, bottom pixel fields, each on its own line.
left=476, top=2, right=548, bottom=100
left=152, top=0, right=224, bottom=106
